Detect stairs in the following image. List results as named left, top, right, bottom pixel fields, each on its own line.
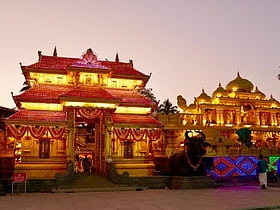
left=53, top=173, right=133, bottom=192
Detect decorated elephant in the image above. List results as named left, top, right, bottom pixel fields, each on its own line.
left=169, top=130, right=210, bottom=176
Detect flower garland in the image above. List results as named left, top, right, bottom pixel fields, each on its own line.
left=48, top=127, right=65, bottom=139
left=114, top=128, right=130, bottom=140
left=113, top=128, right=162, bottom=141
left=77, top=108, right=103, bottom=119
left=146, top=129, right=161, bottom=141
left=29, top=126, right=48, bottom=139
left=184, top=147, right=202, bottom=171
left=7, top=125, right=66, bottom=140
left=6, top=125, right=28, bottom=140
left=130, top=129, right=146, bottom=141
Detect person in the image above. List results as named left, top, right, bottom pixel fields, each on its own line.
left=82, top=155, right=91, bottom=175
left=257, top=154, right=268, bottom=189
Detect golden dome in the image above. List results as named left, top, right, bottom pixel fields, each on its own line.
left=197, top=89, right=212, bottom=104
left=212, top=83, right=228, bottom=98
left=226, top=72, right=254, bottom=92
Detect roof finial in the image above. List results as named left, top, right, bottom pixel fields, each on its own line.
left=38, top=51, right=42, bottom=61
left=115, top=52, right=119, bottom=62
left=237, top=71, right=240, bottom=77
left=53, top=46, right=57, bottom=57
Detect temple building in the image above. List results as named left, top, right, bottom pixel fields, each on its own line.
left=3, top=48, right=163, bottom=178
left=158, top=72, right=280, bottom=177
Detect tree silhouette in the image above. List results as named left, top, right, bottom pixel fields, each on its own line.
left=157, top=99, right=178, bottom=115
left=139, top=88, right=158, bottom=103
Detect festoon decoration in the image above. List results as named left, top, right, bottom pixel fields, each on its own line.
left=76, top=108, right=103, bottom=119
left=7, top=125, right=66, bottom=140
left=113, top=128, right=161, bottom=141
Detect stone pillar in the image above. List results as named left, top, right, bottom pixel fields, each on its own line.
left=66, top=109, right=75, bottom=162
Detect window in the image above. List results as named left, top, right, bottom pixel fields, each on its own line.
left=39, top=139, right=50, bottom=159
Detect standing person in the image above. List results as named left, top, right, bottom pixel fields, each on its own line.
left=257, top=154, right=268, bottom=189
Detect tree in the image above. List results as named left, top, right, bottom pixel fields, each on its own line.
left=157, top=99, right=178, bottom=115
left=139, top=88, right=158, bottom=103
left=278, top=73, right=280, bottom=80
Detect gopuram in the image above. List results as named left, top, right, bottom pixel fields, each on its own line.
left=158, top=72, right=280, bottom=178
left=2, top=48, right=163, bottom=178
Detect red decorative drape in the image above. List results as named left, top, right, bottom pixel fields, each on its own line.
left=113, top=128, right=162, bottom=141
left=29, top=126, right=48, bottom=139
left=147, top=129, right=162, bottom=141
left=6, top=125, right=28, bottom=140
left=114, top=128, right=130, bottom=141
left=7, top=125, right=66, bottom=140
left=77, top=108, right=103, bottom=119
left=131, top=129, right=146, bottom=141
left=48, top=127, right=66, bottom=139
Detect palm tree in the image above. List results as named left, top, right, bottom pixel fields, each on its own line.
left=157, top=99, right=178, bottom=115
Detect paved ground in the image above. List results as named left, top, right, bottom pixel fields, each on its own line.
left=0, top=186, right=280, bottom=210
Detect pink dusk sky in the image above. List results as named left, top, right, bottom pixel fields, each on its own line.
left=0, top=0, right=279, bottom=108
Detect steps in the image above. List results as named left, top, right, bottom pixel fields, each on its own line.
left=53, top=173, right=131, bottom=192
left=170, top=176, right=216, bottom=189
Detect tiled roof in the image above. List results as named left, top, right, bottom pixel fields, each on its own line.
left=25, top=55, right=149, bottom=79
left=6, top=109, right=67, bottom=122
left=14, top=84, right=156, bottom=107
left=100, top=61, right=148, bottom=78
left=111, top=114, right=163, bottom=128
left=106, top=89, right=156, bottom=107
left=70, top=62, right=110, bottom=71
left=60, top=85, right=119, bottom=102
left=27, top=56, right=80, bottom=70
left=14, top=84, right=72, bottom=103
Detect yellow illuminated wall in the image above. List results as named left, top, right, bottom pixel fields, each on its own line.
left=21, top=102, right=63, bottom=111
left=30, top=73, right=68, bottom=85
left=107, top=78, right=143, bottom=89
left=115, top=106, right=151, bottom=114
left=63, top=101, right=116, bottom=109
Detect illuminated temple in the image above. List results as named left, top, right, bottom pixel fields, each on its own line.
left=158, top=72, right=280, bottom=177
left=2, top=48, right=163, bottom=178
left=1, top=48, right=280, bottom=180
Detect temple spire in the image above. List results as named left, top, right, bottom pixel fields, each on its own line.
left=115, top=52, right=119, bottom=62
left=53, top=46, right=57, bottom=57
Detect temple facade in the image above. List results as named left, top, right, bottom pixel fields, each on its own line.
left=2, top=48, right=280, bottom=180
left=3, top=48, right=163, bottom=178
left=158, top=73, right=280, bottom=177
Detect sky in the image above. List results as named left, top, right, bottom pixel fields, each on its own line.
left=0, top=0, right=279, bottom=109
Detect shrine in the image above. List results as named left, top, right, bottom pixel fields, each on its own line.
left=1, top=48, right=280, bottom=182
left=3, top=48, right=163, bottom=178
left=158, top=72, right=280, bottom=178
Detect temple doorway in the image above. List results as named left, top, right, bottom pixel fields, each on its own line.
left=123, top=141, right=133, bottom=159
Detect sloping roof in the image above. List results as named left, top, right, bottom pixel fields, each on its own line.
left=6, top=109, right=67, bottom=123
left=106, top=89, right=156, bottom=107
left=60, top=85, right=119, bottom=103
left=13, top=84, right=156, bottom=106
left=100, top=60, right=149, bottom=79
left=24, top=55, right=149, bottom=79
left=13, top=84, right=72, bottom=103
left=27, top=56, right=80, bottom=70
left=111, top=114, right=163, bottom=128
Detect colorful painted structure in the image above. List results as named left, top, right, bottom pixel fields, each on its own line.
left=158, top=73, right=280, bottom=178
left=3, top=48, right=163, bottom=178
